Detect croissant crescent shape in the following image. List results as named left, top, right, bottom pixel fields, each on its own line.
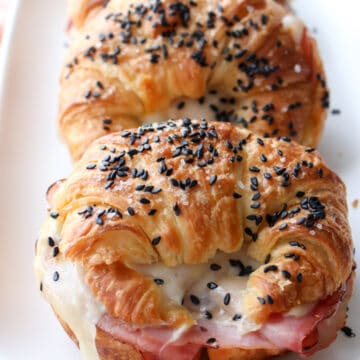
left=35, top=119, right=354, bottom=360
left=61, top=0, right=328, bottom=160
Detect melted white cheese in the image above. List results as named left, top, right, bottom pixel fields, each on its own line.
left=286, top=302, right=316, bottom=318
left=142, top=94, right=230, bottom=124
left=35, top=221, right=105, bottom=360
left=135, top=251, right=262, bottom=336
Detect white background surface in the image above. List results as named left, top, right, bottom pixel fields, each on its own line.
left=0, top=0, right=359, bottom=359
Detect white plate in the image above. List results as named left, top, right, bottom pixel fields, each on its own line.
left=0, top=1, right=359, bottom=359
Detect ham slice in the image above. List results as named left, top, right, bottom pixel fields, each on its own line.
left=261, top=281, right=348, bottom=356
left=97, top=275, right=353, bottom=359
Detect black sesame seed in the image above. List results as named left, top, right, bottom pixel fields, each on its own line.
left=232, top=313, right=242, bottom=321
left=279, top=223, right=288, bottom=230
left=264, top=265, right=278, bottom=273
left=251, top=202, right=260, bottom=209
left=53, top=271, right=60, bottom=282
left=296, top=191, right=305, bottom=198
left=260, top=154, right=267, bottom=162
left=154, top=278, right=164, bottom=285
left=257, top=138, right=264, bottom=146
left=266, top=295, right=274, bottom=304
left=204, top=311, right=213, bottom=319
left=233, top=192, right=242, bottom=199
left=281, top=270, right=291, bottom=279
left=297, top=273, right=303, bottom=283
left=341, top=326, right=356, bottom=337
left=206, top=338, right=216, bottom=344
left=210, top=263, right=221, bottom=271
left=257, top=297, right=266, bottom=305
left=127, top=207, right=135, bottom=216
left=297, top=217, right=306, bottom=225
left=207, top=282, right=218, bottom=290
left=139, top=198, right=150, bottom=204
left=148, top=209, right=157, bottom=216
left=135, top=184, right=145, bottom=191
left=177, top=101, right=185, bottom=109
left=173, top=202, right=181, bottom=216
left=224, top=293, right=231, bottom=305
left=264, top=172, right=272, bottom=180
left=261, top=14, right=268, bottom=25
left=331, top=109, right=341, bottom=115
left=209, top=175, right=217, bottom=185
left=151, top=236, right=161, bottom=246
left=95, top=217, right=104, bottom=225
left=48, top=237, right=55, bottom=247
left=50, top=211, right=59, bottom=219
left=52, top=246, right=59, bottom=257
left=171, top=178, right=179, bottom=187
left=190, top=294, right=200, bottom=305
left=86, top=163, right=97, bottom=170
left=249, top=166, right=260, bottom=173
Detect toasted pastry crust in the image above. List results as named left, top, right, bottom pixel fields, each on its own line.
left=61, top=0, right=327, bottom=160
left=36, top=120, right=353, bottom=359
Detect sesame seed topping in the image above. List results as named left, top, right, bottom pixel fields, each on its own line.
left=204, top=311, right=213, bottom=319
left=210, top=263, right=221, bottom=271
left=48, top=237, right=55, bottom=247
left=279, top=223, right=288, bottom=230
left=50, top=211, right=59, bottom=219
left=52, top=247, right=59, bottom=257
left=139, top=197, right=151, bottom=204
left=127, top=207, right=135, bottom=216
left=281, top=270, right=291, bottom=279
left=264, top=265, right=278, bottom=273
left=206, top=338, right=216, bottom=344
left=257, top=297, right=266, bottom=305
left=207, top=282, right=218, bottom=290
left=190, top=294, right=200, bottom=305
left=151, top=236, right=161, bottom=246
left=209, top=175, right=217, bottom=185
left=297, top=273, right=303, bottom=283
left=232, top=313, right=242, bottom=321
left=266, top=295, right=274, bottom=304
left=154, top=278, right=164, bottom=285
left=341, top=326, right=356, bottom=338
left=224, top=293, right=231, bottom=305
left=173, top=202, right=181, bottom=216
left=53, top=271, right=60, bottom=282
left=233, top=192, right=242, bottom=199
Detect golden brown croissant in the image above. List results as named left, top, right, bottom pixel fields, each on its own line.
left=61, top=0, right=328, bottom=160
left=35, top=119, right=354, bottom=360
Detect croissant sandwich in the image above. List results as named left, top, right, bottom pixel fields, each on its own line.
left=60, top=0, right=328, bottom=160
left=35, top=119, right=354, bottom=360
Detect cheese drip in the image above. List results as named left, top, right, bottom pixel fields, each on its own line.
left=135, top=251, right=262, bottom=337
left=142, top=94, right=235, bottom=124
left=35, top=221, right=105, bottom=360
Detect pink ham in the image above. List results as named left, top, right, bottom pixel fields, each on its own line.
left=97, top=275, right=352, bottom=359
left=260, top=279, right=350, bottom=356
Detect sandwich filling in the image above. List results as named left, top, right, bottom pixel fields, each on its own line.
left=36, top=221, right=351, bottom=360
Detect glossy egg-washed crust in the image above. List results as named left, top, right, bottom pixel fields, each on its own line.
left=36, top=120, right=353, bottom=359
left=61, top=0, right=328, bottom=160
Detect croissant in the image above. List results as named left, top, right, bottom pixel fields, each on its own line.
left=60, top=0, right=328, bottom=160
left=35, top=119, right=354, bottom=360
